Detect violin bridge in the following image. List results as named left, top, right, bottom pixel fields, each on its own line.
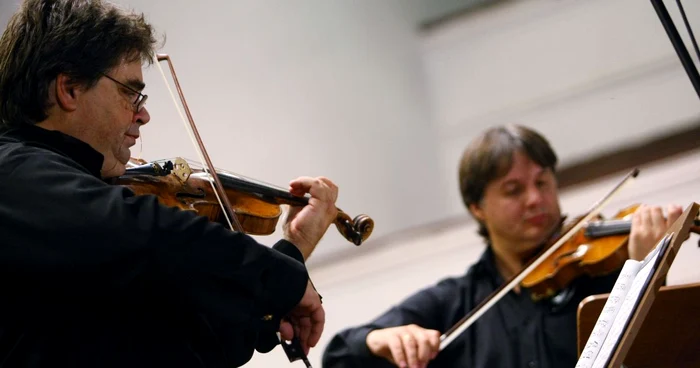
left=172, top=157, right=192, bottom=183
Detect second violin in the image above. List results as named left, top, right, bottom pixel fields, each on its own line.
left=523, top=204, right=700, bottom=300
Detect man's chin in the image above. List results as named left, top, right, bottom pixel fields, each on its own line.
left=528, top=218, right=559, bottom=237
left=101, top=161, right=127, bottom=179
left=522, top=228, right=555, bottom=249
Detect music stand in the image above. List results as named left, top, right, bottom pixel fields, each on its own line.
left=578, top=282, right=700, bottom=367
left=577, top=202, right=700, bottom=367
left=650, top=0, right=700, bottom=100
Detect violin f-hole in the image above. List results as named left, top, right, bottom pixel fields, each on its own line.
left=175, top=188, right=207, bottom=200
left=553, top=244, right=590, bottom=267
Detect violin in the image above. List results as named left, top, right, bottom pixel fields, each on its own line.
left=521, top=205, right=641, bottom=301
left=115, top=157, right=374, bottom=246
left=523, top=204, right=700, bottom=301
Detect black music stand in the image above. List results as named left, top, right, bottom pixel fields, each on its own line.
left=651, top=0, right=700, bottom=100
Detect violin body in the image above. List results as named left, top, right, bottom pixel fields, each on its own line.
left=114, top=157, right=374, bottom=245
left=114, top=166, right=283, bottom=235
left=522, top=205, right=640, bottom=301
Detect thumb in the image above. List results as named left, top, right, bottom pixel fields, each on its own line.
left=279, top=319, right=294, bottom=341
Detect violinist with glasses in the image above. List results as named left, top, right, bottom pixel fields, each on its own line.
left=0, top=0, right=337, bottom=366
left=322, top=125, right=682, bottom=368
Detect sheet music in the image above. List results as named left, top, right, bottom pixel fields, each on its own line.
left=589, top=234, right=672, bottom=368
left=574, top=260, right=642, bottom=368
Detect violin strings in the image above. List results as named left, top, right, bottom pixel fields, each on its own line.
left=178, top=157, right=299, bottom=195
left=153, top=57, right=235, bottom=230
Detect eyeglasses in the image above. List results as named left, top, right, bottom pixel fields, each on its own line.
left=101, top=73, right=148, bottom=112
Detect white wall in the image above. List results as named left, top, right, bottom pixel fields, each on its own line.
left=422, top=0, right=700, bottom=218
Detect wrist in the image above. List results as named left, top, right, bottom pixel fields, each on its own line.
left=283, top=234, right=314, bottom=260
left=365, top=329, right=379, bottom=353
left=627, top=241, right=646, bottom=261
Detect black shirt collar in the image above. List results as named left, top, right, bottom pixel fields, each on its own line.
left=475, top=241, right=550, bottom=283
left=474, top=245, right=500, bottom=281
left=1, top=123, right=104, bottom=178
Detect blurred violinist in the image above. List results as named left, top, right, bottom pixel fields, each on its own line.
left=0, top=0, right=336, bottom=367
left=322, top=124, right=682, bottom=368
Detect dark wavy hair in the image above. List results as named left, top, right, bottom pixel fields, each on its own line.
left=0, top=0, right=159, bottom=127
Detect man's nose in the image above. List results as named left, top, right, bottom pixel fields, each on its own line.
left=525, top=185, right=544, bottom=206
left=135, top=107, right=150, bottom=125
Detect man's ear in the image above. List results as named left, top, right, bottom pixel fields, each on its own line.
left=469, top=202, right=484, bottom=222
left=54, top=74, right=81, bottom=112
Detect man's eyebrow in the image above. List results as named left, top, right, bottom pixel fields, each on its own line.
left=534, top=167, right=545, bottom=176
left=125, top=78, right=146, bottom=91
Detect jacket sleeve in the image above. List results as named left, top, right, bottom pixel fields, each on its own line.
left=322, top=277, right=464, bottom=368
left=0, top=145, right=308, bottom=336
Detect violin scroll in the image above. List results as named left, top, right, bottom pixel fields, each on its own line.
left=335, top=211, right=374, bottom=246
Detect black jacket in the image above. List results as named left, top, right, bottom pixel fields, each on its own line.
left=0, top=124, right=309, bottom=367
left=322, top=246, right=620, bottom=368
